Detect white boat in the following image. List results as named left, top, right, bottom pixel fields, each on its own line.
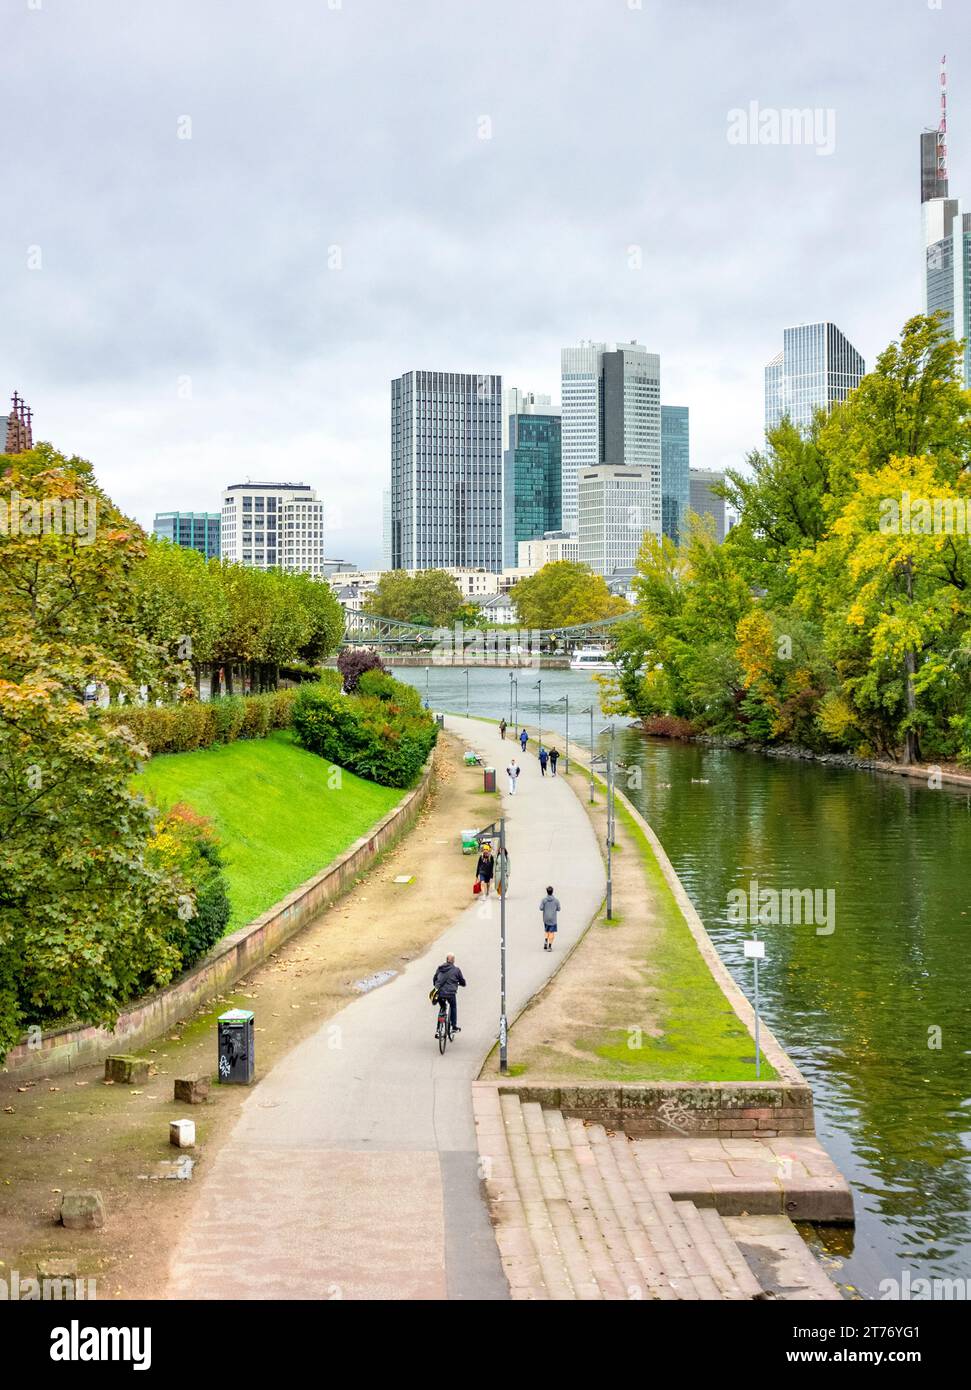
left=569, top=645, right=617, bottom=673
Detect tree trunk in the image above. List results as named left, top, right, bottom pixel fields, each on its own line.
left=902, top=559, right=921, bottom=765
left=225, top=666, right=234, bottom=696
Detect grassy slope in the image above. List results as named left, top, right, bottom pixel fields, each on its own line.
left=134, top=730, right=401, bottom=930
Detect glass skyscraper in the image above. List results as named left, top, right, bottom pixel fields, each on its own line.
left=390, top=370, right=503, bottom=572
left=153, top=511, right=221, bottom=559
left=660, top=405, right=690, bottom=544
left=921, top=130, right=971, bottom=387
left=764, top=323, right=864, bottom=435
left=503, top=412, right=562, bottom=568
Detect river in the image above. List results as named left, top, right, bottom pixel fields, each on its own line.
left=394, top=662, right=971, bottom=1299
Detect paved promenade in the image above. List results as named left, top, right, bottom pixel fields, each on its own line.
left=166, top=716, right=605, bottom=1300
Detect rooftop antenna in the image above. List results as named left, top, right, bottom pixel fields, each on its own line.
left=938, top=54, right=948, bottom=184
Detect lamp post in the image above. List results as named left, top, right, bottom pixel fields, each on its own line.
left=533, top=678, right=542, bottom=751
left=476, top=817, right=508, bottom=1075
left=465, top=666, right=470, bottom=719
left=424, top=665, right=430, bottom=709
left=550, top=695, right=570, bottom=774
left=578, top=704, right=596, bottom=802
left=508, top=671, right=514, bottom=726
left=513, top=676, right=518, bottom=732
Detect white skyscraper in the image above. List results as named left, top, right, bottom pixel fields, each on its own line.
left=560, top=340, right=661, bottom=540
left=220, top=482, right=326, bottom=576
left=578, top=465, right=655, bottom=577
left=560, top=342, right=607, bottom=532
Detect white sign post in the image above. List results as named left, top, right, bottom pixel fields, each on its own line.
left=743, top=935, right=766, bottom=1078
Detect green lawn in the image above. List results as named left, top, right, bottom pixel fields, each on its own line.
left=134, top=730, right=402, bottom=930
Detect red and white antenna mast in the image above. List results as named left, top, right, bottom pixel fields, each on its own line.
left=938, top=54, right=948, bottom=183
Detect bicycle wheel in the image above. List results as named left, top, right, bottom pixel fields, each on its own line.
left=438, top=1011, right=447, bottom=1054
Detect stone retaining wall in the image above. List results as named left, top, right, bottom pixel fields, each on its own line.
left=3, top=754, right=435, bottom=1078
left=495, top=1081, right=815, bottom=1139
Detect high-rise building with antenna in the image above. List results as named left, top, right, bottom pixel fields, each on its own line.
left=921, top=56, right=971, bottom=386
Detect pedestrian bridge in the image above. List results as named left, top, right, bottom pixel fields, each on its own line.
left=340, top=605, right=636, bottom=651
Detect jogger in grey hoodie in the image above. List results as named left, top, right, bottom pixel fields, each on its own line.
left=539, top=886, right=561, bottom=951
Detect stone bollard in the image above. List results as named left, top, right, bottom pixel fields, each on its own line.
left=174, top=1075, right=210, bottom=1105
left=60, top=1191, right=106, bottom=1230
left=104, top=1055, right=149, bottom=1085
left=169, top=1119, right=196, bottom=1149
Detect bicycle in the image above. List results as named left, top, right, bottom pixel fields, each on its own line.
left=435, top=993, right=455, bottom=1054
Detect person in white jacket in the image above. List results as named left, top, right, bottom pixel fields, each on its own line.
left=506, top=759, right=520, bottom=795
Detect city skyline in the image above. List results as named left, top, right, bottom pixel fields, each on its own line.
left=3, top=1, right=968, bottom=567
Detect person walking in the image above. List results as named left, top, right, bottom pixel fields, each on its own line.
left=499, top=718, right=507, bottom=740
left=539, top=885, right=561, bottom=951
left=538, top=746, right=549, bottom=777
left=476, top=842, right=495, bottom=896
left=519, top=727, right=528, bottom=754
left=506, top=759, right=520, bottom=795
left=432, top=953, right=466, bottom=1034
left=548, top=746, right=559, bottom=776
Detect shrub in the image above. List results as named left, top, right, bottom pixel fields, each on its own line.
left=99, top=688, right=297, bottom=757
left=145, top=803, right=232, bottom=971
left=642, top=714, right=697, bottom=739
left=338, top=647, right=386, bottom=693
left=357, top=668, right=422, bottom=713
left=292, top=680, right=437, bottom=788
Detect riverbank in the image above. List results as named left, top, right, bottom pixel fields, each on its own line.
left=641, top=724, right=971, bottom=789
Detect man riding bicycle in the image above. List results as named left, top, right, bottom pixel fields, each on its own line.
left=432, top=954, right=466, bottom=1034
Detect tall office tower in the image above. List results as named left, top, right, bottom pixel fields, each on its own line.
left=689, top=469, right=727, bottom=544
left=381, top=488, right=392, bottom=571
left=390, top=370, right=503, bottom=572
left=561, top=341, right=662, bottom=537
left=502, top=407, right=562, bottom=567
left=560, top=341, right=608, bottom=531
left=153, top=511, right=221, bottom=558
left=921, top=60, right=971, bottom=386
left=660, top=405, right=690, bottom=544
left=220, top=482, right=325, bottom=575
left=578, top=466, right=655, bottom=576
left=764, top=323, right=865, bottom=434
left=501, top=386, right=553, bottom=453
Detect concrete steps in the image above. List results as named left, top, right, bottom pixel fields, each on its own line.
left=476, top=1091, right=842, bottom=1302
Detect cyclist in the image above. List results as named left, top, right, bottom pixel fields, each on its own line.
left=432, top=954, right=466, bottom=1034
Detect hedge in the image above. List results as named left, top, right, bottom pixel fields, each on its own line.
left=98, top=689, right=298, bottom=757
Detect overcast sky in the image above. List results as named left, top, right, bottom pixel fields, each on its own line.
left=4, top=0, right=969, bottom=567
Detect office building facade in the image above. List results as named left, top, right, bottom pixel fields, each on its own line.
left=390, top=369, right=503, bottom=572
left=153, top=511, right=221, bottom=559
left=561, top=340, right=661, bottom=539
left=689, top=469, right=727, bottom=544
left=578, top=465, right=654, bottom=576
left=503, top=409, right=562, bottom=567
left=764, top=323, right=865, bottom=434
left=921, top=130, right=971, bottom=387
left=220, top=482, right=325, bottom=575
left=660, top=404, right=690, bottom=544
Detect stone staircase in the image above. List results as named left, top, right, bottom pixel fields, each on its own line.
left=476, top=1090, right=841, bottom=1301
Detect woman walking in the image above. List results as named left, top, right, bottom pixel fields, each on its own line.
left=538, top=746, right=549, bottom=777
left=476, top=842, right=496, bottom=897
left=499, top=718, right=507, bottom=740
left=495, top=845, right=510, bottom=897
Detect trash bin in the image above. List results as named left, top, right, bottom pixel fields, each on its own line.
left=483, top=767, right=496, bottom=793
left=435, top=713, right=445, bottom=730
left=217, top=1009, right=255, bottom=1084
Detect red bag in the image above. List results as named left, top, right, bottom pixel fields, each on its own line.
left=473, top=879, right=482, bottom=895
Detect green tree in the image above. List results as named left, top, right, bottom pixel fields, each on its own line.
left=510, top=561, right=627, bottom=630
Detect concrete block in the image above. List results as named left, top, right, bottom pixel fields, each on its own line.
left=169, top=1119, right=196, bottom=1148
left=174, top=1075, right=210, bottom=1105
left=104, top=1055, right=149, bottom=1085
left=60, top=1191, right=106, bottom=1230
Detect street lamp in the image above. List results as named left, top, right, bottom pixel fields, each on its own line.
left=578, top=704, right=596, bottom=802
left=533, top=679, right=542, bottom=751
left=465, top=666, right=470, bottom=719
left=475, top=816, right=509, bottom=1076
left=508, top=670, right=514, bottom=726
left=550, top=695, right=570, bottom=774
left=424, top=665, right=430, bottom=709
left=595, top=723, right=617, bottom=916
